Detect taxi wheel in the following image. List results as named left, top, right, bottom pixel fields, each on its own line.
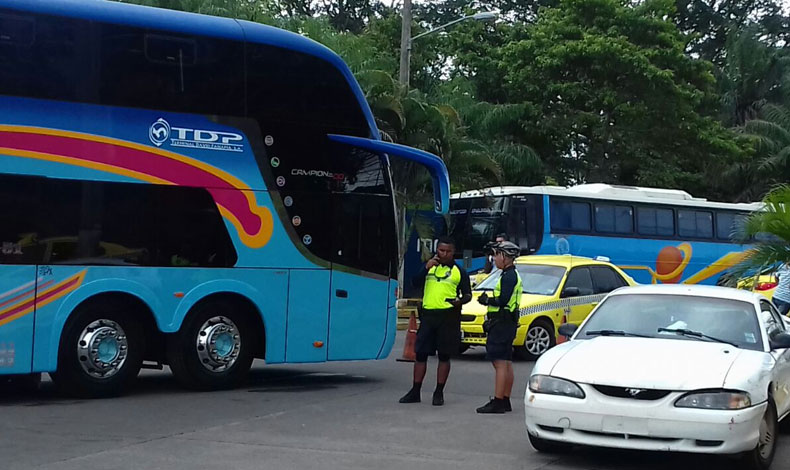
left=457, top=343, right=471, bottom=355
left=515, top=319, right=556, bottom=361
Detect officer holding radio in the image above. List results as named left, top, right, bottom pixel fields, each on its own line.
left=476, top=241, right=522, bottom=414
left=399, top=237, right=472, bottom=406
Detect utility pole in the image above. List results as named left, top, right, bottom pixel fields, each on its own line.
left=398, top=0, right=412, bottom=87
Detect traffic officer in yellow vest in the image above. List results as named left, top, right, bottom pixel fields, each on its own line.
left=399, top=237, right=472, bottom=406
left=476, top=241, right=522, bottom=414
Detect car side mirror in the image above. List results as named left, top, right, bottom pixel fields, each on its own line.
left=770, top=332, right=790, bottom=350
left=561, top=287, right=580, bottom=298
left=558, top=323, right=578, bottom=338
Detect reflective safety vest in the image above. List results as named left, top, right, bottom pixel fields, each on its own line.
left=422, top=264, right=461, bottom=310
left=488, top=268, right=523, bottom=313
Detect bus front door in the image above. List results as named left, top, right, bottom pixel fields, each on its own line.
left=327, top=194, right=393, bottom=360
left=0, top=266, right=37, bottom=374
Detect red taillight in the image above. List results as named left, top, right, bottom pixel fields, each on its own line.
left=756, top=282, right=778, bottom=291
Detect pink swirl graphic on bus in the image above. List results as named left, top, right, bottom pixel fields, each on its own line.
left=0, top=126, right=273, bottom=248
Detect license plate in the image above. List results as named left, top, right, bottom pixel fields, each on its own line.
left=601, top=416, right=648, bottom=435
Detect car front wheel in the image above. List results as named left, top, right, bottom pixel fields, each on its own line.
left=741, top=399, right=777, bottom=470
left=515, top=319, right=556, bottom=360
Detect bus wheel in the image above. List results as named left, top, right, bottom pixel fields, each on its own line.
left=52, top=301, right=144, bottom=398
left=167, top=299, right=255, bottom=390
left=515, top=319, right=555, bottom=361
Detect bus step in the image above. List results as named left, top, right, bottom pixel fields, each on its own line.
left=141, top=361, right=164, bottom=370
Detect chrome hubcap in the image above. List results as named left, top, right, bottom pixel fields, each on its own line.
left=526, top=325, right=551, bottom=355
left=758, top=408, right=776, bottom=459
left=196, top=316, right=241, bottom=372
left=77, top=320, right=128, bottom=379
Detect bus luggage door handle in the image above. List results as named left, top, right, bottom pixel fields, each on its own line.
left=336, top=289, right=348, bottom=298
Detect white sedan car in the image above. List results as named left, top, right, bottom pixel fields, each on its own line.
left=524, top=284, right=790, bottom=470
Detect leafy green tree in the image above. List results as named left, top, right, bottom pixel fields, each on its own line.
left=500, top=0, right=745, bottom=197
left=732, top=104, right=790, bottom=200
left=718, top=28, right=790, bottom=127
left=675, top=0, right=786, bottom=64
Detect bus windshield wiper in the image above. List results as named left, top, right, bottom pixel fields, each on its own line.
left=586, top=330, right=650, bottom=338
left=657, top=328, right=739, bottom=348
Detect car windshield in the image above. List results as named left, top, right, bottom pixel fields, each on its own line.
left=476, top=264, right=566, bottom=296
left=576, top=294, right=763, bottom=351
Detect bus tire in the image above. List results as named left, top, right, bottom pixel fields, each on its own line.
left=51, top=300, right=144, bottom=398
left=167, top=299, right=255, bottom=391
left=515, top=319, right=556, bottom=361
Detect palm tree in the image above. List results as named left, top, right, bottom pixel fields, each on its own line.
left=725, top=185, right=790, bottom=284
left=733, top=104, right=790, bottom=201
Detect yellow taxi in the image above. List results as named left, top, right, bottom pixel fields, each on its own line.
left=459, top=255, right=636, bottom=360
left=737, top=273, right=777, bottom=300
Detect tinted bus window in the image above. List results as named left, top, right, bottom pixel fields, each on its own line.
left=99, top=23, right=244, bottom=116
left=717, top=212, right=746, bottom=241
left=678, top=210, right=713, bottom=239
left=637, top=207, right=674, bottom=236
left=0, top=174, right=236, bottom=267
left=0, top=11, right=95, bottom=103
left=246, top=43, right=368, bottom=132
left=594, top=204, right=633, bottom=234
left=551, top=200, right=591, bottom=232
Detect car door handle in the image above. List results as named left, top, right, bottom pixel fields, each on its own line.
left=336, top=289, right=348, bottom=298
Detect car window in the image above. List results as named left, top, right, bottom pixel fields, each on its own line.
left=577, top=294, right=763, bottom=351
left=590, top=266, right=628, bottom=294
left=564, top=267, right=594, bottom=296
left=475, top=264, right=566, bottom=296
left=760, top=300, right=785, bottom=339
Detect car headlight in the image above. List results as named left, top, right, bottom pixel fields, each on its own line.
left=674, top=390, right=751, bottom=410
left=528, top=374, right=585, bottom=399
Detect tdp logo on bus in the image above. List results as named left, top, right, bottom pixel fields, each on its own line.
left=149, top=118, right=244, bottom=152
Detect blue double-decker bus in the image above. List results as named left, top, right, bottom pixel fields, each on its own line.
left=0, top=0, right=449, bottom=397
left=403, top=184, right=760, bottom=297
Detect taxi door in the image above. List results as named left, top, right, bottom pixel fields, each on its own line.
left=560, top=266, right=596, bottom=326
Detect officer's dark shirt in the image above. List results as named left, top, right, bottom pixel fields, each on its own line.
left=412, top=261, right=473, bottom=306
left=483, top=265, right=518, bottom=311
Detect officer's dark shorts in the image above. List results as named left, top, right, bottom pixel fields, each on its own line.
left=415, top=307, right=460, bottom=359
left=485, top=317, right=517, bottom=361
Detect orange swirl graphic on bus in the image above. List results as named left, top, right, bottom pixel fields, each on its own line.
left=621, top=243, right=692, bottom=284
left=0, top=126, right=273, bottom=248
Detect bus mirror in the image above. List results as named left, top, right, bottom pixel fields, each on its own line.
left=327, top=134, right=450, bottom=214
left=561, top=287, right=580, bottom=298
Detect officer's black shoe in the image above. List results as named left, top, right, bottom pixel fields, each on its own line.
left=399, top=388, right=421, bottom=403
left=432, top=391, right=444, bottom=406
left=505, top=397, right=512, bottom=412
left=476, top=397, right=507, bottom=414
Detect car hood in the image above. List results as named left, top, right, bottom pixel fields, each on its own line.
left=550, top=337, right=744, bottom=390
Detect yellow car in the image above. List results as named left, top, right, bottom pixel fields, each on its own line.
left=460, top=255, right=637, bottom=360
left=737, top=274, right=777, bottom=300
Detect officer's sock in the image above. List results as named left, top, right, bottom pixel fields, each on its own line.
left=434, top=383, right=445, bottom=393
left=504, top=396, right=512, bottom=412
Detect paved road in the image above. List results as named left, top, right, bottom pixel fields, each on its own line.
left=2, top=331, right=789, bottom=470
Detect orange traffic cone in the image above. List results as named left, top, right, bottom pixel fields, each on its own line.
left=396, top=312, right=418, bottom=362
left=556, top=313, right=568, bottom=345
